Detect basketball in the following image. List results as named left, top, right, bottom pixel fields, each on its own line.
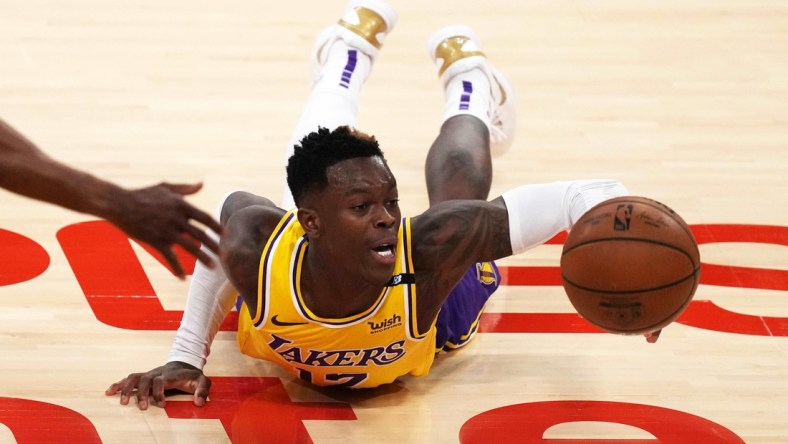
left=560, top=196, right=701, bottom=335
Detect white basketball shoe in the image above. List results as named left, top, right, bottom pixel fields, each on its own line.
left=428, top=25, right=516, bottom=156
left=310, top=0, right=398, bottom=82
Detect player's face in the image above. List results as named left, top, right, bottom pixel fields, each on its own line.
left=311, top=156, right=401, bottom=286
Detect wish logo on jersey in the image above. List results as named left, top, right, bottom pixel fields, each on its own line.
left=267, top=333, right=406, bottom=367
left=368, top=313, right=402, bottom=334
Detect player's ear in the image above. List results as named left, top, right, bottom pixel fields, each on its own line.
left=297, top=208, right=321, bottom=238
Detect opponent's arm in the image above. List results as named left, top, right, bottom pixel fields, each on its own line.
left=0, top=119, right=222, bottom=277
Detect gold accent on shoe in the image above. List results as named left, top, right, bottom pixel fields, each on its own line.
left=338, top=7, right=388, bottom=49
left=434, top=36, right=485, bottom=78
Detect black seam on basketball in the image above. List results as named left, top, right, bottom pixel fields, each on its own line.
left=562, top=237, right=698, bottom=267
left=561, top=265, right=701, bottom=295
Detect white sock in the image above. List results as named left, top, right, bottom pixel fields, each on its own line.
left=281, top=41, right=373, bottom=209
left=441, top=68, right=493, bottom=127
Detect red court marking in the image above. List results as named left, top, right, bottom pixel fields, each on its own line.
left=0, top=229, right=49, bottom=286
left=56, top=220, right=237, bottom=330
left=692, top=224, right=788, bottom=291
left=165, top=377, right=356, bottom=443
left=0, top=397, right=102, bottom=443
left=54, top=221, right=787, bottom=336
left=500, top=224, right=788, bottom=290
left=459, top=400, right=744, bottom=443
left=479, top=312, right=604, bottom=333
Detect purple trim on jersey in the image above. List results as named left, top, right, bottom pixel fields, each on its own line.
left=459, top=80, right=473, bottom=110
left=290, top=235, right=308, bottom=311
left=339, top=49, right=358, bottom=89
left=292, top=237, right=388, bottom=326
left=254, top=212, right=295, bottom=328
left=401, top=218, right=420, bottom=339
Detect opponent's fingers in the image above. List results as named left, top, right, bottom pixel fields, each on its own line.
left=183, top=222, right=220, bottom=256
left=161, top=182, right=203, bottom=196
left=173, top=233, right=215, bottom=270
left=176, top=226, right=210, bottom=257
left=187, top=205, right=223, bottom=236
left=158, top=246, right=186, bottom=279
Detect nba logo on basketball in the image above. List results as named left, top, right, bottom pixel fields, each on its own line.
left=614, top=204, right=633, bottom=231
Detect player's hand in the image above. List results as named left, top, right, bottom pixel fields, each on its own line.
left=107, top=182, right=223, bottom=278
left=644, top=329, right=662, bottom=343
left=105, top=361, right=212, bottom=410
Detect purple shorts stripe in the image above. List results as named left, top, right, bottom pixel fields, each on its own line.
left=435, top=262, right=500, bottom=351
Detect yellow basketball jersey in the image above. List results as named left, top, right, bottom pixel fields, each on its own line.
left=237, top=210, right=437, bottom=388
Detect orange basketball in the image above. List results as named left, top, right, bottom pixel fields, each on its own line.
left=560, top=196, right=700, bottom=334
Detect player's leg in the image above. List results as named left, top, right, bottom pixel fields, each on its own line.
left=424, top=25, right=516, bottom=206
left=424, top=26, right=515, bottom=351
left=280, top=0, right=398, bottom=208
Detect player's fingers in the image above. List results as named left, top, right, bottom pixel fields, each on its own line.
left=117, top=374, right=142, bottom=406
left=192, top=375, right=212, bottom=407
left=150, top=377, right=167, bottom=408
left=105, top=380, right=125, bottom=396
left=135, top=376, right=153, bottom=411
left=645, top=329, right=662, bottom=343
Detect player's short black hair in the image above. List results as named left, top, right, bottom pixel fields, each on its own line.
left=286, top=126, right=385, bottom=206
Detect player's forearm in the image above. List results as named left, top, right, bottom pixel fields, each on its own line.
left=501, top=180, right=629, bottom=255
left=168, top=264, right=238, bottom=369
left=0, top=119, right=126, bottom=218
left=168, top=196, right=237, bottom=369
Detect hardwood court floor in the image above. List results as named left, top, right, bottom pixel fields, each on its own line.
left=1, top=0, right=786, bottom=442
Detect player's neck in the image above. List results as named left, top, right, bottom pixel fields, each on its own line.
left=300, top=249, right=384, bottom=318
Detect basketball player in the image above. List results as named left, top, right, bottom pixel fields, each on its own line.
left=107, top=0, right=634, bottom=409
left=0, top=118, right=221, bottom=277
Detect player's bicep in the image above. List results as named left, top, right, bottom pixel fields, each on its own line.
left=412, top=199, right=512, bottom=270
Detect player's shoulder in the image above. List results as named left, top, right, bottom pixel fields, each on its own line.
left=221, top=202, right=287, bottom=299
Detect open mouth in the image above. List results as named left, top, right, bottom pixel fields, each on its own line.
left=373, top=244, right=396, bottom=259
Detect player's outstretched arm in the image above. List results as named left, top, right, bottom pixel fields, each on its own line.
left=105, top=361, right=211, bottom=410
left=412, top=180, right=628, bottom=328
left=0, top=118, right=222, bottom=277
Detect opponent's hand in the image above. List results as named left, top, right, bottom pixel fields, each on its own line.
left=644, top=329, right=662, bottom=343
left=105, top=361, right=211, bottom=410
left=107, top=182, right=223, bottom=278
